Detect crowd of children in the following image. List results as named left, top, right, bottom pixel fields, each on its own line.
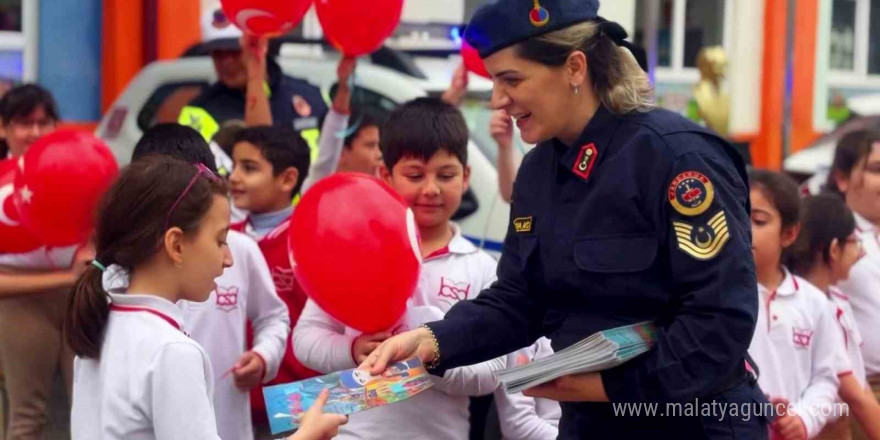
left=6, top=32, right=880, bottom=440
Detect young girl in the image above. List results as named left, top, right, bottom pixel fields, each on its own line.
left=66, top=157, right=345, bottom=440
left=788, top=194, right=880, bottom=440
left=829, top=130, right=880, bottom=411
left=747, top=170, right=844, bottom=440
left=0, top=83, right=89, bottom=440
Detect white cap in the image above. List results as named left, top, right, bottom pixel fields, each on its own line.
left=201, top=6, right=243, bottom=45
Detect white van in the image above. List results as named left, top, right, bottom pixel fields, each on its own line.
left=95, top=39, right=525, bottom=257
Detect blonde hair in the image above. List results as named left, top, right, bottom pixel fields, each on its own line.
left=516, top=21, right=654, bottom=114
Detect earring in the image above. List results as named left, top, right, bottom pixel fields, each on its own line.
left=574, top=86, right=580, bottom=96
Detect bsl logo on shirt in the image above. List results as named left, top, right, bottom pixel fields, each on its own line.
left=215, top=285, right=239, bottom=312
left=792, top=328, right=814, bottom=349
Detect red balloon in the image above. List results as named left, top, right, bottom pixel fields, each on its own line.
left=221, top=0, right=313, bottom=36
left=316, top=0, right=404, bottom=56
left=290, top=173, right=421, bottom=333
left=0, top=159, right=41, bottom=253
left=14, top=130, right=118, bottom=247
left=462, top=41, right=490, bottom=78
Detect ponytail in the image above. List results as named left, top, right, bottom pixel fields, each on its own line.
left=65, top=265, right=109, bottom=359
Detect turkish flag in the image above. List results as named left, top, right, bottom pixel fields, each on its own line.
left=0, top=159, right=41, bottom=253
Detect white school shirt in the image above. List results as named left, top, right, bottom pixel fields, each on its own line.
left=100, top=231, right=290, bottom=440
left=293, top=223, right=504, bottom=440
left=0, top=245, right=77, bottom=269
left=828, top=287, right=867, bottom=388
left=747, top=269, right=845, bottom=438
left=837, top=213, right=880, bottom=376
left=71, top=293, right=220, bottom=440
left=178, top=230, right=290, bottom=440
left=493, top=337, right=561, bottom=440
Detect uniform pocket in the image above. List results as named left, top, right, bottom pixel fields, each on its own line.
left=573, top=234, right=658, bottom=273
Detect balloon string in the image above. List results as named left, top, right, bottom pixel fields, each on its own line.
left=334, top=69, right=362, bottom=139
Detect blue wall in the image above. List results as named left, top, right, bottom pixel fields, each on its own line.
left=38, top=0, right=102, bottom=121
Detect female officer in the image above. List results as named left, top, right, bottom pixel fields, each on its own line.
left=364, top=0, right=768, bottom=438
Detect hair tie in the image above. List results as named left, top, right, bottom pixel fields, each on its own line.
left=91, top=260, right=107, bottom=272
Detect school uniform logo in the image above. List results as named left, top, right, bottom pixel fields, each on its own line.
left=572, top=143, right=598, bottom=180
left=672, top=210, right=730, bottom=260
left=514, top=216, right=534, bottom=233
left=668, top=171, right=715, bottom=216
left=529, top=0, right=550, bottom=27
left=438, top=277, right=471, bottom=304
left=271, top=266, right=296, bottom=294
left=792, top=327, right=814, bottom=349
left=215, top=285, right=240, bottom=312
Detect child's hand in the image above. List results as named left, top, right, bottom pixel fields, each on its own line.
left=351, top=332, right=391, bottom=364
left=774, top=414, right=806, bottom=440
left=337, top=57, right=357, bottom=89
left=489, top=109, right=514, bottom=150
left=69, top=242, right=96, bottom=279
left=441, top=63, right=469, bottom=106
left=232, top=351, right=265, bottom=390
left=288, top=389, right=348, bottom=440
left=241, top=34, right=268, bottom=79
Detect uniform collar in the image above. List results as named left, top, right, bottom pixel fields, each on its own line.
left=423, top=223, right=478, bottom=261
left=107, top=292, right=185, bottom=331
left=759, top=267, right=799, bottom=297
left=853, top=212, right=877, bottom=234
left=553, top=105, right=621, bottom=181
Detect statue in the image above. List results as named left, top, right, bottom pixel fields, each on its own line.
left=692, top=46, right=730, bottom=137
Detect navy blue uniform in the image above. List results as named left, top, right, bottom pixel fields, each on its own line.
left=426, top=106, right=770, bottom=438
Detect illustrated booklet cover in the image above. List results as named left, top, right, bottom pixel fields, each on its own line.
left=263, top=357, right=433, bottom=434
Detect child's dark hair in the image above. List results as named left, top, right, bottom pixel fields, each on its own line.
left=826, top=129, right=880, bottom=194
left=213, top=120, right=246, bottom=158
left=381, top=98, right=468, bottom=170
left=234, top=126, right=310, bottom=197
left=0, top=84, right=60, bottom=157
left=132, top=124, right=219, bottom=174
left=344, top=111, right=381, bottom=149
left=66, top=157, right=227, bottom=359
left=788, top=194, right=856, bottom=276
left=0, top=84, right=60, bottom=123
left=748, top=169, right=802, bottom=230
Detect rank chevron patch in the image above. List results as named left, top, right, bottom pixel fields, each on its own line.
left=672, top=210, right=730, bottom=260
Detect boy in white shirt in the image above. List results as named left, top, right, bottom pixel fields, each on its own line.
left=130, top=125, right=290, bottom=440
left=293, top=98, right=503, bottom=440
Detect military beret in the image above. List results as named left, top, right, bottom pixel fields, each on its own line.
left=463, top=0, right=601, bottom=58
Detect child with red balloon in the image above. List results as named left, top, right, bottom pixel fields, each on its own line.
left=225, top=126, right=321, bottom=428
left=292, top=98, right=503, bottom=440
left=66, top=156, right=347, bottom=440
left=0, top=84, right=116, bottom=440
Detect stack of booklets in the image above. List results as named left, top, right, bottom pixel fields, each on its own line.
left=497, top=321, right=658, bottom=394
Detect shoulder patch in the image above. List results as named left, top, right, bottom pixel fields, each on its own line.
left=668, top=171, right=714, bottom=216
left=672, top=210, right=730, bottom=260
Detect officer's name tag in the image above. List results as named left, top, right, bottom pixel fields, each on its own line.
left=514, top=217, right=534, bottom=233
left=293, top=117, right=318, bottom=131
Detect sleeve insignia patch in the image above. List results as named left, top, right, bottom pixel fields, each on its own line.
left=668, top=171, right=715, bottom=216
left=672, top=210, right=730, bottom=260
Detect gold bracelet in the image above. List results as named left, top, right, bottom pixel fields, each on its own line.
left=420, top=324, right=441, bottom=370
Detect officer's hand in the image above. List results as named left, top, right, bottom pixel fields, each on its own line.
left=521, top=373, right=609, bottom=402
left=489, top=109, right=514, bottom=150
left=351, top=332, right=391, bottom=364
left=337, top=57, right=357, bottom=89
left=232, top=351, right=265, bottom=390
left=288, top=389, right=348, bottom=440
left=361, top=327, right=436, bottom=375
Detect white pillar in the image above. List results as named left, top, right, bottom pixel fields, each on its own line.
left=728, top=0, right=766, bottom=136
